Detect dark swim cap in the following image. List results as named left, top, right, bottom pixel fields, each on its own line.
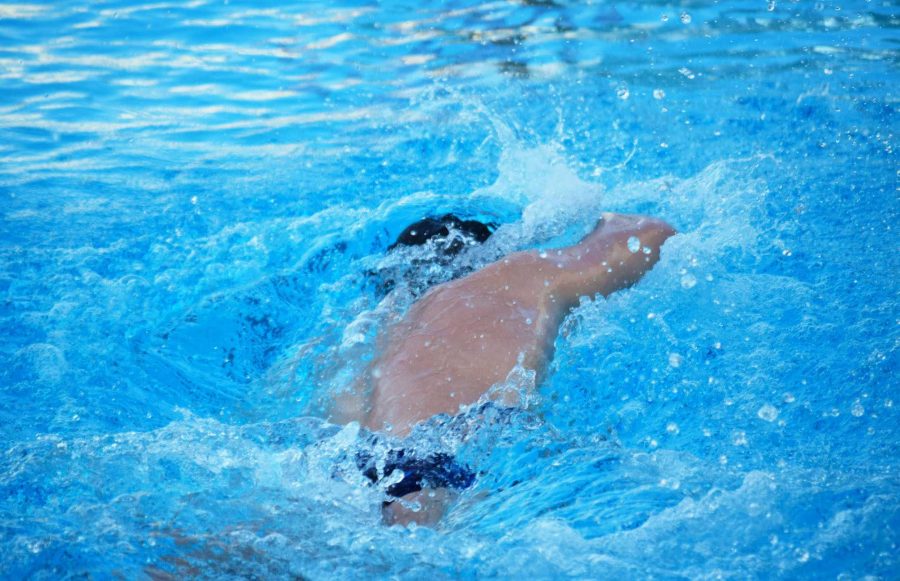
left=367, top=213, right=498, bottom=298
left=388, top=214, right=496, bottom=256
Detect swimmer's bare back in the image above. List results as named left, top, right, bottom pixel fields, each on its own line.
left=333, top=213, right=676, bottom=438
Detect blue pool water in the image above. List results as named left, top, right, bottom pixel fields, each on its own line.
left=1, top=0, right=898, bottom=578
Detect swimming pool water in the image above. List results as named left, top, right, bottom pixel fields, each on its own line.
left=1, top=0, right=897, bottom=578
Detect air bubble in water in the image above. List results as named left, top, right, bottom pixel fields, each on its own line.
left=680, top=12, right=691, bottom=24
left=653, top=89, right=665, bottom=100
left=666, top=422, right=680, bottom=435
left=680, top=273, right=697, bottom=289
left=732, top=430, right=748, bottom=446
left=851, top=401, right=865, bottom=417
left=757, top=404, right=779, bottom=422
left=783, top=392, right=796, bottom=403
left=627, top=236, right=641, bottom=253
left=767, top=0, right=776, bottom=11
left=668, top=353, right=683, bottom=368
left=642, top=246, right=652, bottom=254
left=617, top=86, right=630, bottom=100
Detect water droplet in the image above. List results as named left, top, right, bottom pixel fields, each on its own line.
left=668, top=353, right=683, bottom=368
left=653, top=89, right=665, bottom=100
left=719, top=454, right=728, bottom=465
left=627, top=236, right=641, bottom=253
left=525, top=317, right=533, bottom=325
left=666, top=422, right=680, bottom=434
left=823, top=67, right=833, bottom=75
left=885, top=399, right=894, bottom=408
left=757, top=403, right=779, bottom=422
left=660, top=13, right=669, bottom=22
left=767, top=0, right=776, bottom=11
left=795, top=548, right=810, bottom=563
left=851, top=401, right=865, bottom=417
left=616, top=86, right=630, bottom=100
left=680, top=12, right=691, bottom=24
left=680, top=273, right=697, bottom=289
left=539, top=251, right=548, bottom=259
left=783, top=392, right=796, bottom=403
left=642, top=246, right=652, bottom=254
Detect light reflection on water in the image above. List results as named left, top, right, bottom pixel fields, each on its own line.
left=0, top=0, right=898, bottom=578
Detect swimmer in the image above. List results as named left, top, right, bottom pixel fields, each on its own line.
left=335, top=213, right=676, bottom=525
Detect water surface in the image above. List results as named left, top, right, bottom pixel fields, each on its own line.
left=1, top=0, right=898, bottom=578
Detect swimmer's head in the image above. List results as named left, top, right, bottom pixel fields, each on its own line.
left=388, top=214, right=496, bottom=257
left=369, top=213, right=499, bottom=298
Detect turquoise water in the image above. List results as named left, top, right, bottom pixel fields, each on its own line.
left=1, top=0, right=898, bottom=578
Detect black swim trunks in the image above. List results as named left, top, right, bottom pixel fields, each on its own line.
left=356, top=446, right=476, bottom=499
left=352, top=402, right=526, bottom=498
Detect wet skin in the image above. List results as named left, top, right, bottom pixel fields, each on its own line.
left=346, top=213, right=676, bottom=437
left=331, top=213, right=675, bottom=524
